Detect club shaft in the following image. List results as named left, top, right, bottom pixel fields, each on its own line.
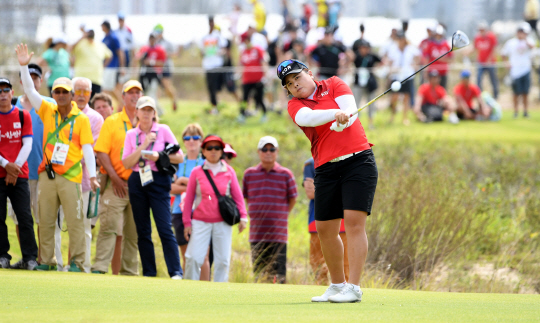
left=351, top=49, right=453, bottom=116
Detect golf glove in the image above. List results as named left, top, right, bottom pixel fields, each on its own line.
left=330, top=121, right=347, bottom=132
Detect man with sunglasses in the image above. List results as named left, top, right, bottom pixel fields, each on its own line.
left=91, top=80, right=142, bottom=275
left=6, top=64, right=55, bottom=267
left=16, top=44, right=99, bottom=272
left=242, top=136, right=297, bottom=283
left=54, top=77, right=103, bottom=272
left=0, top=77, right=39, bottom=270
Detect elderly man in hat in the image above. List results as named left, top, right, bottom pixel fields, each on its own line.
left=16, top=44, right=99, bottom=272
left=243, top=136, right=297, bottom=283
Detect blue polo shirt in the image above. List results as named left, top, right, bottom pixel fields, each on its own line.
left=171, top=156, right=205, bottom=214
left=103, top=32, right=121, bottom=68
left=15, top=95, right=56, bottom=180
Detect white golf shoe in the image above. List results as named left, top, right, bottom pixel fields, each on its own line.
left=328, top=284, right=362, bottom=303
left=311, top=284, right=345, bottom=302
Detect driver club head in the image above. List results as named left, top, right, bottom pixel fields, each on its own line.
left=452, top=30, right=470, bottom=50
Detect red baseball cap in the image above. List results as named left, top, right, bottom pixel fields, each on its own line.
left=240, top=32, right=250, bottom=43
left=202, top=135, right=225, bottom=149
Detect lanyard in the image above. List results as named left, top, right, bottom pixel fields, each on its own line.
left=55, top=112, right=76, bottom=142
left=136, top=130, right=158, bottom=151
left=123, top=121, right=128, bottom=133
left=183, top=154, right=202, bottom=177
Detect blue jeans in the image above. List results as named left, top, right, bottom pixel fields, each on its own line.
left=128, top=171, right=181, bottom=277
left=477, top=66, right=499, bottom=99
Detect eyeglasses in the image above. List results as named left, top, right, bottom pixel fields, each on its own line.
left=0, top=88, right=11, bottom=93
left=74, top=89, right=91, bottom=96
left=205, top=145, right=222, bottom=151
left=52, top=89, right=70, bottom=95
left=260, top=147, right=277, bottom=153
left=276, top=59, right=308, bottom=78
left=183, top=135, right=202, bottom=141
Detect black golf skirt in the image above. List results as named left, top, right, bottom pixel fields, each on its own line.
left=314, top=149, right=378, bottom=221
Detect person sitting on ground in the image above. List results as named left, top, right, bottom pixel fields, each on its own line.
left=414, top=70, right=457, bottom=123
left=453, top=70, right=491, bottom=120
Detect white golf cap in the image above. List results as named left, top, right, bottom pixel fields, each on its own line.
left=435, top=25, right=445, bottom=35
left=518, top=22, right=531, bottom=34
left=53, top=35, right=67, bottom=44
left=136, top=96, right=157, bottom=112
left=257, top=136, right=278, bottom=150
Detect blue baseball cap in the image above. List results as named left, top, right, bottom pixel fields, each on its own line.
left=461, top=70, right=471, bottom=78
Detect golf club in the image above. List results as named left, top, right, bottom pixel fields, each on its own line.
left=331, top=30, right=470, bottom=130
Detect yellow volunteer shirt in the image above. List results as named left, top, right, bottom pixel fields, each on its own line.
left=38, top=101, right=94, bottom=183
left=317, top=3, right=328, bottom=28
left=254, top=2, right=267, bottom=32
left=72, top=38, right=113, bottom=85
left=94, top=107, right=133, bottom=181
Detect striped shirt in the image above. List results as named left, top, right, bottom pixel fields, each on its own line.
left=243, top=163, right=297, bottom=243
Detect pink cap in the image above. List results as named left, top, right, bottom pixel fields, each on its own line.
left=223, top=143, right=237, bottom=157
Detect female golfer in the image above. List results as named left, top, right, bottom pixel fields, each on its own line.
left=277, top=59, right=378, bottom=303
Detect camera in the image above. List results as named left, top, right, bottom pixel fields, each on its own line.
left=45, top=162, right=55, bottom=180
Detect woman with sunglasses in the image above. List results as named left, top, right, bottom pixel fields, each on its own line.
left=277, top=59, right=377, bottom=303
left=122, top=96, right=183, bottom=279
left=170, top=123, right=208, bottom=277
left=182, top=135, right=247, bottom=282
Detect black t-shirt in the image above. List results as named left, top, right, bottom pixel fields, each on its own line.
left=268, top=40, right=278, bottom=67
left=353, top=52, right=381, bottom=90
left=311, top=43, right=346, bottom=77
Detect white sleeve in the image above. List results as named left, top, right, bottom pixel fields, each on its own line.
left=82, top=144, right=97, bottom=177
left=334, top=94, right=358, bottom=128
left=294, top=107, right=340, bottom=127
left=0, top=156, right=8, bottom=168
left=20, top=65, right=44, bottom=110
left=14, top=137, right=33, bottom=167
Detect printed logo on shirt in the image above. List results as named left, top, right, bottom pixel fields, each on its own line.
left=320, top=90, right=329, bottom=97
left=0, top=130, right=21, bottom=141
left=13, top=122, right=21, bottom=129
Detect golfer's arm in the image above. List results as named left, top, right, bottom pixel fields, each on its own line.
left=294, top=108, right=340, bottom=127
left=20, top=65, right=44, bottom=110
left=334, top=95, right=358, bottom=127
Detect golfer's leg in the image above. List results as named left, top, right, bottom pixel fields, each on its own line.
left=343, top=210, right=368, bottom=286
left=316, top=218, right=345, bottom=284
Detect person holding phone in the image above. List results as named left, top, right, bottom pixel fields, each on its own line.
left=122, top=96, right=184, bottom=279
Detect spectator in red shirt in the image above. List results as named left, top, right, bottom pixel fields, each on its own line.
left=136, top=33, right=167, bottom=98
left=238, top=32, right=268, bottom=123
left=454, top=70, right=491, bottom=120
left=414, top=70, right=456, bottom=123
left=0, top=77, right=38, bottom=270
left=243, top=136, right=297, bottom=284
left=474, top=22, right=499, bottom=99
left=423, top=25, right=452, bottom=88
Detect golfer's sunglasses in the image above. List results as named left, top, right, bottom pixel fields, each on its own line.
left=276, top=59, right=308, bottom=78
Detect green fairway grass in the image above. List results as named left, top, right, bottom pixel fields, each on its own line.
left=2, top=270, right=539, bottom=322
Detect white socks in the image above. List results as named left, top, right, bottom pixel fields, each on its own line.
left=330, top=282, right=347, bottom=289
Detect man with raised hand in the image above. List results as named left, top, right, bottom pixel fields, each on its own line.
left=16, top=43, right=99, bottom=272
left=0, top=77, right=38, bottom=270
left=91, top=80, right=142, bottom=276
left=8, top=64, right=55, bottom=267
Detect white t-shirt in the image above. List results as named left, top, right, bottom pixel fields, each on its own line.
left=115, top=26, right=133, bottom=51
left=251, top=32, right=268, bottom=51
left=387, top=44, right=421, bottom=81
left=379, top=39, right=397, bottom=58
left=200, top=30, right=228, bottom=70
left=501, top=37, right=534, bottom=79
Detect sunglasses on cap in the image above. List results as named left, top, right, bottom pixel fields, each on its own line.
left=260, top=147, right=277, bottom=153
left=183, top=135, right=202, bottom=141
left=205, top=145, right=222, bottom=151
left=276, top=59, right=308, bottom=79
left=0, top=88, right=11, bottom=93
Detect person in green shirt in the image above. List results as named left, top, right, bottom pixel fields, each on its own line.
left=38, top=37, right=71, bottom=94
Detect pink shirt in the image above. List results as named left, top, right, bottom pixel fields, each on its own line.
left=81, top=104, right=104, bottom=193
left=122, top=122, right=180, bottom=172
left=182, top=161, right=247, bottom=227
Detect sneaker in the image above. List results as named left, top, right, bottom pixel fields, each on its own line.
left=311, top=284, right=345, bottom=302
left=26, top=260, right=38, bottom=271
left=260, top=115, right=268, bottom=123
left=328, top=284, right=363, bottom=303
left=10, top=259, right=30, bottom=270
left=35, top=264, right=57, bottom=271
left=209, top=107, right=219, bottom=115
left=171, top=275, right=182, bottom=280
left=0, top=257, right=10, bottom=269
left=448, top=112, right=460, bottom=124
left=91, top=270, right=106, bottom=274
left=524, top=112, right=529, bottom=118
left=237, top=114, right=246, bottom=124
left=68, top=261, right=82, bottom=272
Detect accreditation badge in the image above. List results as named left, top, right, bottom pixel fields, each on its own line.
left=51, top=142, right=70, bottom=165
left=139, top=164, right=154, bottom=186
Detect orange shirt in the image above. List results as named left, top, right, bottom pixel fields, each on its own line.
left=37, top=101, right=93, bottom=183
left=94, top=107, right=134, bottom=180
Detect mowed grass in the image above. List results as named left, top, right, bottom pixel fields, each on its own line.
left=2, top=270, right=540, bottom=323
